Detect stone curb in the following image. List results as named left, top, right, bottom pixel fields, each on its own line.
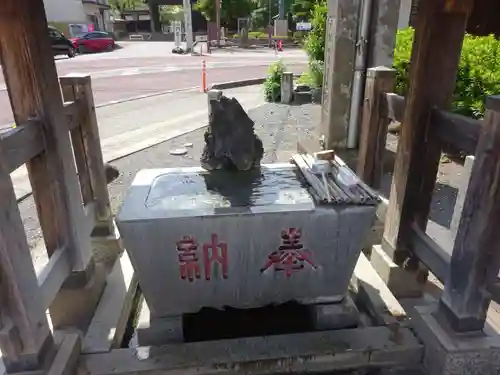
left=95, top=87, right=199, bottom=108
left=211, top=74, right=301, bottom=91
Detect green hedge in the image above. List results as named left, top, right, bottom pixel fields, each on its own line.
left=395, top=28, right=500, bottom=119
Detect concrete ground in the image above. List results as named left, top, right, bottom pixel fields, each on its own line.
left=0, top=42, right=307, bottom=125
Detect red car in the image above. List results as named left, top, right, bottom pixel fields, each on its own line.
left=70, top=31, right=115, bottom=54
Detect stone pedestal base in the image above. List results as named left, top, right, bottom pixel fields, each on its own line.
left=412, top=304, right=500, bottom=375
left=308, top=296, right=360, bottom=330
left=370, top=245, right=427, bottom=298
left=91, top=221, right=123, bottom=267
left=136, top=305, right=183, bottom=346
left=49, top=263, right=107, bottom=331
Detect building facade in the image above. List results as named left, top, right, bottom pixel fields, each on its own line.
left=43, top=0, right=111, bottom=36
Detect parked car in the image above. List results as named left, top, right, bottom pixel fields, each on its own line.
left=70, top=32, right=116, bottom=54
left=48, top=26, right=77, bottom=58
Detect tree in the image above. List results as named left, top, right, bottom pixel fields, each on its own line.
left=303, top=0, right=326, bottom=61
left=109, top=0, right=146, bottom=19
left=194, top=0, right=254, bottom=29
left=159, top=5, right=184, bottom=24
left=291, top=0, right=315, bottom=21
left=251, top=0, right=294, bottom=29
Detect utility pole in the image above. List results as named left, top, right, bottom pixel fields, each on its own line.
left=279, top=0, right=285, bottom=19
left=216, top=0, right=221, bottom=45
left=182, top=0, right=193, bottom=51
left=268, top=0, right=272, bottom=25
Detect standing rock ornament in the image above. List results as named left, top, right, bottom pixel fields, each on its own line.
left=200, top=95, right=263, bottom=171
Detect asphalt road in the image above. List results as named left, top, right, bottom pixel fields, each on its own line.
left=0, top=42, right=307, bottom=126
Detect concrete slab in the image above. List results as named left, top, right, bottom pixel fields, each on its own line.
left=411, top=303, right=500, bottom=375
left=370, top=244, right=427, bottom=298
left=352, top=253, right=407, bottom=326
left=81, top=326, right=423, bottom=375
left=83, top=252, right=138, bottom=354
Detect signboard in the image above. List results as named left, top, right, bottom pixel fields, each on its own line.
left=195, top=34, right=208, bottom=42
left=68, top=23, right=89, bottom=37
left=296, top=22, right=312, bottom=31
left=173, top=20, right=182, bottom=47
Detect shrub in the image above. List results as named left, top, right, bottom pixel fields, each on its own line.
left=297, top=59, right=324, bottom=88
left=293, top=30, right=307, bottom=43
left=303, top=0, right=327, bottom=62
left=394, top=28, right=500, bottom=119
left=263, top=60, right=286, bottom=102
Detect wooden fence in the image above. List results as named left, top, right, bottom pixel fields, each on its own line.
left=0, top=75, right=112, bottom=373
left=357, top=66, right=500, bottom=332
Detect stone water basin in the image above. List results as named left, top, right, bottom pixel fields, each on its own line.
left=116, top=163, right=376, bottom=320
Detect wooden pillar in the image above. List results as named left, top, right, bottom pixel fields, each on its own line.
left=440, top=96, right=500, bottom=332
left=0, top=0, right=102, bottom=329
left=0, top=168, right=54, bottom=372
left=357, top=67, right=395, bottom=189
left=382, top=0, right=473, bottom=262
left=0, top=0, right=92, bottom=271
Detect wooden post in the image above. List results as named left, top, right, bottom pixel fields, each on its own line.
left=440, top=96, right=500, bottom=332
left=61, top=82, right=94, bottom=206
left=382, top=0, right=473, bottom=262
left=60, top=75, right=113, bottom=236
left=356, top=67, right=395, bottom=189
left=0, top=167, right=55, bottom=373
left=0, top=0, right=92, bottom=271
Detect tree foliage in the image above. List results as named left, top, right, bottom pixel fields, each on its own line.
left=109, top=0, right=146, bottom=18
left=159, top=5, right=184, bottom=23
left=194, top=0, right=254, bottom=29
left=394, top=28, right=500, bottom=119
left=291, top=0, right=315, bottom=21
left=303, top=0, right=326, bottom=62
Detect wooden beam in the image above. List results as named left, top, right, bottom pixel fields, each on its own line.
left=81, top=327, right=422, bottom=375
left=61, top=84, right=94, bottom=205
left=0, top=157, right=55, bottom=372
left=431, top=108, right=481, bottom=154
left=385, top=93, right=405, bottom=123
left=357, top=67, right=395, bottom=189
left=0, top=0, right=92, bottom=268
left=37, top=248, right=71, bottom=309
left=440, top=96, right=500, bottom=332
left=0, top=122, right=44, bottom=174
left=382, top=0, right=472, bottom=260
left=61, top=74, right=113, bottom=235
left=76, top=76, right=113, bottom=234
left=409, top=223, right=450, bottom=283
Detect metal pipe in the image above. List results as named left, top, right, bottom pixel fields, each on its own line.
left=347, top=0, right=372, bottom=149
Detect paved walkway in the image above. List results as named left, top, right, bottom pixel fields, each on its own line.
left=11, top=86, right=263, bottom=200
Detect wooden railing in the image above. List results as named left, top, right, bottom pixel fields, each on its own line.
left=357, top=66, right=500, bottom=332
left=0, top=75, right=111, bottom=373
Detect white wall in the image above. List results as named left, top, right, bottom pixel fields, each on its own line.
left=43, top=0, right=87, bottom=23
left=398, top=0, right=412, bottom=28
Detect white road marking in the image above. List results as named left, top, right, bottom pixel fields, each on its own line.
left=121, top=68, right=141, bottom=76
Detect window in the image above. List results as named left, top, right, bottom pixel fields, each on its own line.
left=48, top=29, right=63, bottom=38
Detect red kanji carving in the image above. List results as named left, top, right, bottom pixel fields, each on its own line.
left=176, top=236, right=201, bottom=282
left=202, top=234, right=229, bottom=280
left=261, top=228, right=317, bottom=278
